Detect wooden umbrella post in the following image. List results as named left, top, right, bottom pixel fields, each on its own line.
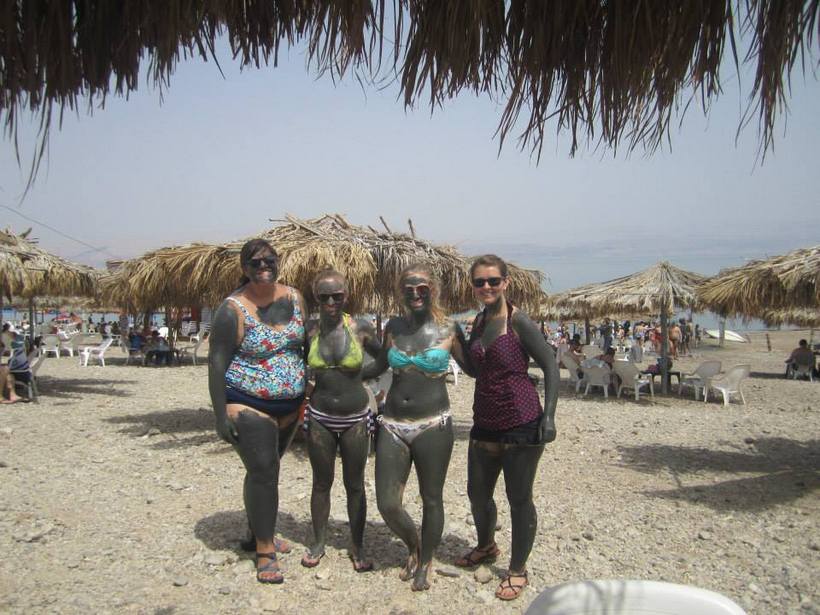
left=584, top=317, right=591, bottom=345
left=660, top=306, right=669, bottom=395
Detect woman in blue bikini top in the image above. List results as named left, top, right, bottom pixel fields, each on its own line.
left=362, top=263, right=470, bottom=593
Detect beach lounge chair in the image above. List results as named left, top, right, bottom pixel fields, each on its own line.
left=559, top=353, right=584, bottom=392
left=11, top=350, right=43, bottom=403
left=613, top=360, right=654, bottom=401
left=524, top=579, right=746, bottom=615
left=40, top=334, right=62, bottom=358
left=679, top=360, right=723, bottom=401
left=581, top=364, right=610, bottom=398
left=79, top=338, right=114, bottom=367
left=708, top=364, right=751, bottom=406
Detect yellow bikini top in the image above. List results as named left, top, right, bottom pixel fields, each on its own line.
left=308, top=313, right=364, bottom=371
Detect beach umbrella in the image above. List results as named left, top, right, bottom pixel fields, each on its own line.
left=698, top=245, right=820, bottom=319
left=102, top=214, right=546, bottom=317
left=1, top=229, right=100, bottom=330
left=759, top=308, right=820, bottom=329
left=553, top=262, right=706, bottom=393
left=3, top=1, right=816, bottom=187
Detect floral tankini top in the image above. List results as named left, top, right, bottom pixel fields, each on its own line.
left=224, top=289, right=306, bottom=400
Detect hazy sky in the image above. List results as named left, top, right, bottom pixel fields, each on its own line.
left=1, top=38, right=818, bottom=293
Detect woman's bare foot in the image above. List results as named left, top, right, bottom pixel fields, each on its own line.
left=398, top=550, right=419, bottom=581
left=411, top=560, right=432, bottom=591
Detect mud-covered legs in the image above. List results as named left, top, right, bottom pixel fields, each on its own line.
left=375, top=419, right=454, bottom=590
left=467, top=440, right=544, bottom=573
left=305, top=417, right=370, bottom=563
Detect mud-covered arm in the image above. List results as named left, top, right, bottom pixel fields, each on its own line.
left=208, top=301, right=240, bottom=444
left=450, top=321, right=476, bottom=378
left=360, top=326, right=390, bottom=380
left=512, top=311, right=559, bottom=443
left=355, top=317, right=382, bottom=359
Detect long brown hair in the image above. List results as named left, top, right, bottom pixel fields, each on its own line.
left=397, top=263, right=447, bottom=325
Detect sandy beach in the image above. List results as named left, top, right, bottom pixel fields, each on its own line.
left=1, top=329, right=817, bottom=614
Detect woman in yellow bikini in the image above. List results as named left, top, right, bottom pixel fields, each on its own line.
left=301, top=270, right=381, bottom=572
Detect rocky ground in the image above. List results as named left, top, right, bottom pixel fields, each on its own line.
left=0, top=330, right=818, bottom=614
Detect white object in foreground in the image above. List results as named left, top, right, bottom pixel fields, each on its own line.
left=524, top=579, right=746, bottom=615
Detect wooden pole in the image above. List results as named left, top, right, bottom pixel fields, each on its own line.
left=376, top=313, right=382, bottom=343
left=584, top=317, right=591, bottom=345
left=718, top=316, right=726, bottom=348
left=660, top=307, right=669, bottom=395
left=765, top=333, right=772, bottom=352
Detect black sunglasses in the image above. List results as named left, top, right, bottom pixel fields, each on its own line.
left=318, top=292, right=345, bottom=304
left=472, top=277, right=504, bottom=288
left=248, top=257, right=277, bottom=269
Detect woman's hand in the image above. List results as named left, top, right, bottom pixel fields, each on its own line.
left=538, top=414, right=557, bottom=444
left=215, top=410, right=239, bottom=445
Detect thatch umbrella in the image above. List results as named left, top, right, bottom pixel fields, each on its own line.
left=1, top=229, right=99, bottom=331
left=698, top=245, right=820, bottom=319
left=759, top=308, right=820, bottom=329
left=3, top=1, right=817, bottom=187
left=102, top=214, right=546, bottom=321
left=553, top=262, right=706, bottom=393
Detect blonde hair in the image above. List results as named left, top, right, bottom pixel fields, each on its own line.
left=397, top=263, right=447, bottom=325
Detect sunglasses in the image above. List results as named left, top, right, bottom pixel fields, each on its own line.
left=403, top=284, right=431, bottom=298
left=472, top=277, right=504, bottom=288
left=317, top=292, right=345, bottom=304
left=248, top=257, right=277, bottom=269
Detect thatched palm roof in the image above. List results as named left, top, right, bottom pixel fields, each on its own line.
left=553, top=262, right=706, bottom=318
left=0, top=229, right=99, bottom=300
left=698, top=245, right=820, bottom=317
left=2, top=1, right=817, bottom=177
left=759, top=307, right=820, bottom=328
left=102, top=214, right=545, bottom=315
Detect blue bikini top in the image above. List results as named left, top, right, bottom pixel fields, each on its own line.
left=387, top=346, right=451, bottom=374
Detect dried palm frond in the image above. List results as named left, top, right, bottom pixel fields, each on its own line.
left=698, top=245, right=820, bottom=316
left=554, top=261, right=706, bottom=318
left=3, top=1, right=818, bottom=188
left=759, top=307, right=820, bottom=328
left=102, top=213, right=547, bottom=316
left=0, top=228, right=99, bottom=300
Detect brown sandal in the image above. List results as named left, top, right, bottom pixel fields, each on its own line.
left=496, top=571, right=528, bottom=601
left=454, top=542, right=500, bottom=568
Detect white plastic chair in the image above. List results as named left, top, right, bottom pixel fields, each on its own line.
left=80, top=338, right=114, bottom=366
left=560, top=353, right=584, bottom=392
left=447, top=358, right=460, bottom=385
left=524, top=579, right=747, bottom=615
left=176, top=332, right=209, bottom=366
left=40, top=334, right=62, bottom=358
left=680, top=360, right=723, bottom=401
left=790, top=362, right=814, bottom=382
left=581, top=364, right=610, bottom=398
left=613, top=360, right=654, bottom=401
left=708, top=364, right=751, bottom=406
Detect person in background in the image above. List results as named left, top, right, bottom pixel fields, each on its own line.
left=119, top=311, right=130, bottom=339
left=629, top=335, right=644, bottom=363
left=599, top=317, right=613, bottom=352
left=784, top=339, right=815, bottom=378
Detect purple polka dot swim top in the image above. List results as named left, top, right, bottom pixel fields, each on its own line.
left=469, top=302, right=542, bottom=431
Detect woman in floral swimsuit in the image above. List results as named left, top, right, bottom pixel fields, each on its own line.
left=208, top=239, right=307, bottom=584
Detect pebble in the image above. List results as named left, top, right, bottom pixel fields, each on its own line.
left=218, top=586, right=231, bottom=595
left=474, top=566, right=493, bottom=584
left=582, top=531, right=594, bottom=541
left=315, top=568, right=331, bottom=580
left=698, top=530, right=713, bottom=541
left=204, top=552, right=228, bottom=566
left=172, top=576, right=189, bottom=587
left=0, top=460, right=8, bottom=467
left=435, top=566, right=461, bottom=578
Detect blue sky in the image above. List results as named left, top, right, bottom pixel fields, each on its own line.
left=1, top=38, right=818, bottom=293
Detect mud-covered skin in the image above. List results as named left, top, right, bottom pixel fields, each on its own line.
left=363, top=272, right=466, bottom=591
left=464, top=263, right=560, bottom=579
left=206, top=245, right=305, bottom=580
left=302, top=276, right=380, bottom=566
